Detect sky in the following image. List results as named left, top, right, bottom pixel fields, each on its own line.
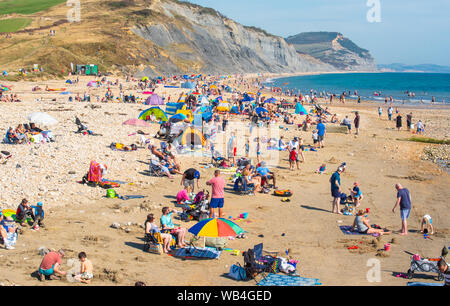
left=182, top=0, right=450, bottom=66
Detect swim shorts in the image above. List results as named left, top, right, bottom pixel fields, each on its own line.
left=210, top=198, right=224, bottom=209
left=400, top=209, right=411, bottom=220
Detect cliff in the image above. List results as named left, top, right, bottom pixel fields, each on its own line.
left=285, top=32, right=377, bottom=71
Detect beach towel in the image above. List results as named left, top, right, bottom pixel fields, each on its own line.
left=5, top=232, right=17, bottom=247
left=407, top=282, right=444, bottom=286
left=257, top=273, right=321, bottom=286
left=339, top=225, right=380, bottom=237
left=118, top=195, right=146, bottom=200
left=174, top=246, right=222, bottom=259
left=102, top=178, right=127, bottom=184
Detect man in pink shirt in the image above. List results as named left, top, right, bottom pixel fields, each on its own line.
left=206, top=170, right=225, bottom=218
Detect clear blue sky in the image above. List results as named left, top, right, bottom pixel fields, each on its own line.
left=182, top=0, right=450, bottom=66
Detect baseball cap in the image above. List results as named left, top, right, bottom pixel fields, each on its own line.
left=194, top=170, right=200, bottom=179
left=37, top=202, right=43, bottom=206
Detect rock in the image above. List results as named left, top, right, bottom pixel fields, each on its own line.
left=110, top=223, right=121, bottom=229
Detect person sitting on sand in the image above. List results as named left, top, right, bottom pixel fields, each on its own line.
left=242, top=163, right=262, bottom=194
left=256, top=161, right=277, bottom=189
left=30, top=202, right=45, bottom=230
left=438, top=258, right=450, bottom=287
left=330, top=114, right=338, bottom=123
left=160, top=207, right=187, bottom=248
left=73, top=252, right=94, bottom=284
left=0, top=212, right=18, bottom=250
left=352, top=210, right=392, bottom=235
left=38, top=249, right=67, bottom=281
left=420, top=214, right=434, bottom=235
left=145, top=213, right=172, bottom=253
left=16, top=198, right=34, bottom=226
left=15, top=124, right=29, bottom=144
left=349, top=182, right=363, bottom=207
left=176, top=185, right=193, bottom=205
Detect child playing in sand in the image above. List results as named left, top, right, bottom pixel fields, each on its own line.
left=289, top=147, right=300, bottom=170
left=349, top=182, right=363, bottom=207
left=74, top=252, right=94, bottom=284
left=176, top=185, right=193, bottom=205
left=312, top=129, right=319, bottom=147
left=316, top=164, right=326, bottom=174
left=420, top=214, right=434, bottom=235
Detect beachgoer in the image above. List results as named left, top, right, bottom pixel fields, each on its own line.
left=256, top=161, right=277, bottom=189
left=317, top=120, right=326, bottom=148
left=145, top=213, right=172, bottom=253
left=180, top=168, right=200, bottom=192
left=392, top=183, right=411, bottom=235
left=0, top=212, right=18, bottom=250
left=352, top=210, right=391, bottom=235
left=349, top=182, right=363, bottom=207
left=30, top=201, right=45, bottom=230
left=354, top=112, right=360, bottom=135
left=206, top=170, right=225, bottom=218
left=38, top=249, right=67, bottom=281
left=438, top=259, right=449, bottom=287
left=73, top=252, right=94, bottom=284
left=176, top=185, right=192, bottom=205
left=330, top=167, right=344, bottom=214
left=160, top=207, right=187, bottom=248
left=396, top=113, right=402, bottom=131
left=342, top=116, right=352, bottom=134
left=16, top=198, right=34, bottom=226
left=420, top=214, right=434, bottom=235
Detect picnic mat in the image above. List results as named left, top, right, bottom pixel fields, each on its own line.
left=257, top=273, right=321, bottom=286
left=407, top=282, right=444, bottom=286
left=339, top=225, right=380, bottom=237
left=175, top=247, right=222, bottom=259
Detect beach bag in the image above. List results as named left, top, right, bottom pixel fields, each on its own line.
left=228, top=263, right=247, bottom=281
left=205, top=237, right=227, bottom=249
left=273, top=189, right=293, bottom=197
left=106, top=188, right=116, bottom=198
left=145, top=242, right=163, bottom=255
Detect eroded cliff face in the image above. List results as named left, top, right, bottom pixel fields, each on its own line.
left=285, top=32, right=377, bottom=71
left=131, top=0, right=335, bottom=76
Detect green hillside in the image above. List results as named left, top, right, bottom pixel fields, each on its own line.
left=0, top=0, right=66, bottom=15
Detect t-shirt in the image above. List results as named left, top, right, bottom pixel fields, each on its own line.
left=160, top=212, right=174, bottom=228
left=208, top=176, right=225, bottom=199
left=330, top=172, right=341, bottom=190
left=397, top=188, right=411, bottom=210
left=256, top=167, right=270, bottom=177
left=288, top=140, right=299, bottom=151
left=40, top=252, right=62, bottom=270
left=183, top=168, right=198, bottom=180
left=317, top=123, right=326, bottom=136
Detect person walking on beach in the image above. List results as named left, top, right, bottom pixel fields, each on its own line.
left=354, top=112, right=360, bottom=135
left=406, top=112, right=412, bottom=131
left=330, top=167, right=344, bottom=214
left=378, top=107, right=382, bottom=119
left=206, top=170, right=225, bottom=218
left=396, top=113, right=402, bottom=131
left=317, top=120, right=326, bottom=148
left=392, top=183, right=411, bottom=235
left=388, top=106, right=393, bottom=121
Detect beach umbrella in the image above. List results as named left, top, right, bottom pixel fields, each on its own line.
left=122, top=118, right=151, bottom=127
left=265, top=97, right=277, bottom=104
left=27, top=112, right=58, bottom=126
left=188, top=218, right=244, bottom=238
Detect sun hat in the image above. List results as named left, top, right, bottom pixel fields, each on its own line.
left=37, top=202, right=43, bottom=206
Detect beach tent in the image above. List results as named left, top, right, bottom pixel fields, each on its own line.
left=255, top=107, right=269, bottom=116
left=181, top=82, right=196, bottom=89
left=176, top=109, right=194, bottom=122
left=165, top=102, right=185, bottom=116
left=242, top=94, right=255, bottom=102
left=295, top=102, right=308, bottom=115
left=76, top=64, right=98, bottom=75
left=230, top=105, right=240, bottom=115
left=173, top=127, right=206, bottom=147
left=144, top=94, right=164, bottom=106
left=65, top=80, right=73, bottom=84
left=169, top=113, right=188, bottom=123
left=265, top=97, right=277, bottom=104
left=87, top=81, right=98, bottom=87
left=138, top=107, right=168, bottom=123
left=198, top=96, right=210, bottom=106
left=216, top=102, right=231, bottom=112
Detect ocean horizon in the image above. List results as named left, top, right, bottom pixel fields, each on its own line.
left=265, top=72, right=450, bottom=105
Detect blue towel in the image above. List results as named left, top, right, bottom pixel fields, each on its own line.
left=175, top=246, right=221, bottom=259
left=102, top=178, right=127, bottom=184
left=339, top=225, right=380, bottom=237
left=118, top=195, right=146, bottom=200
left=257, top=273, right=321, bottom=286
left=407, top=282, right=444, bottom=286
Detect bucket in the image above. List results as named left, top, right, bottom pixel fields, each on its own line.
left=384, top=243, right=391, bottom=251
left=232, top=250, right=240, bottom=256
left=241, top=212, right=248, bottom=219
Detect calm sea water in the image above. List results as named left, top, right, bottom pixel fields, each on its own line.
left=266, top=72, right=450, bottom=104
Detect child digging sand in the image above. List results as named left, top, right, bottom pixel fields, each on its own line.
left=74, top=252, right=94, bottom=284
left=420, top=214, right=434, bottom=235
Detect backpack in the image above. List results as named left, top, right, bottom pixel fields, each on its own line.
left=228, top=263, right=247, bottom=281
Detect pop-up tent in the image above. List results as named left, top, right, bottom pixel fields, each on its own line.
left=181, top=82, right=196, bottom=89
left=216, top=102, right=230, bottom=112
left=173, top=127, right=206, bottom=148
left=176, top=109, right=194, bottom=122
left=255, top=107, right=269, bottom=117
left=166, top=102, right=185, bottom=116
left=295, top=102, right=308, bottom=115
left=138, top=107, right=168, bottom=123
left=230, top=105, right=240, bottom=115
left=144, top=94, right=164, bottom=105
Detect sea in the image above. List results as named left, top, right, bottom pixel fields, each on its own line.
left=265, top=72, right=450, bottom=105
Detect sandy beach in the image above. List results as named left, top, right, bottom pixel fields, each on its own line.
left=0, top=74, right=449, bottom=286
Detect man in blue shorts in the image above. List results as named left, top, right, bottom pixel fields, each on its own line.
left=330, top=167, right=344, bottom=214
left=392, top=183, right=412, bottom=235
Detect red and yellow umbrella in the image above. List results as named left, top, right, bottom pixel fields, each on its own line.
left=188, top=218, right=244, bottom=237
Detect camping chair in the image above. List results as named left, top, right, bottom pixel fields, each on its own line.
left=149, top=160, right=165, bottom=177
left=242, top=243, right=278, bottom=281
left=143, top=231, right=176, bottom=255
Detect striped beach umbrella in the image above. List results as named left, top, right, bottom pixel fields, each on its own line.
left=188, top=218, right=244, bottom=237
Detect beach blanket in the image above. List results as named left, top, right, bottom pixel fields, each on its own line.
left=174, top=247, right=221, bottom=259
left=407, top=282, right=444, bottom=286
left=339, top=225, right=380, bottom=237
left=102, top=178, right=127, bottom=184
left=257, top=273, right=321, bottom=286
left=5, top=232, right=17, bottom=247
left=118, top=195, right=146, bottom=200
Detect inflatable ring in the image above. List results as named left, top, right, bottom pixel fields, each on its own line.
left=273, top=190, right=293, bottom=197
